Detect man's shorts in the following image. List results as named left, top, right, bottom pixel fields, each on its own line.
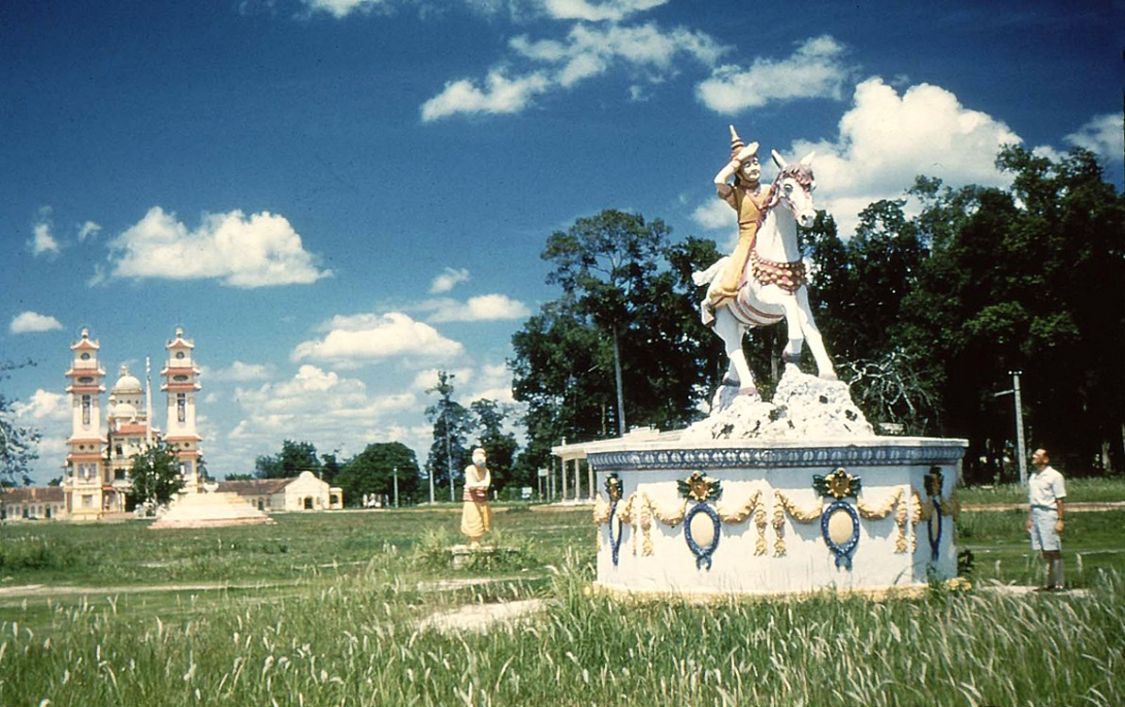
left=1029, top=507, right=1061, bottom=552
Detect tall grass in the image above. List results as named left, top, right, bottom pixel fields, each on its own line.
left=958, top=477, right=1125, bottom=505
left=0, top=555, right=1121, bottom=705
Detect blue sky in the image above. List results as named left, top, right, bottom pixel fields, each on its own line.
left=2, top=0, right=1121, bottom=484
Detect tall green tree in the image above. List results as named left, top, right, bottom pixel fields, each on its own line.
left=513, top=212, right=723, bottom=476
left=255, top=440, right=322, bottom=479
left=0, top=360, right=40, bottom=487
left=337, top=442, right=420, bottom=506
left=425, top=371, right=471, bottom=501
left=470, top=398, right=519, bottom=491
left=542, top=209, right=671, bottom=434
left=129, top=442, right=184, bottom=511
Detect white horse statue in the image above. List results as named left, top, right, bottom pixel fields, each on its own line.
left=694, top=149, right=836, bottom=397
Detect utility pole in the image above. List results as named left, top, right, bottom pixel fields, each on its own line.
left=993, top=370, right=1028, bottom=485
left=1011, top=370, right=1027, bottom=486
left=445, top=407, right=455, bottom=502
left=392, top=466, right=399, bottom=508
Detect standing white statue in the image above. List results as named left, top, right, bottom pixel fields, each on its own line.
left=696, top=125, right=836, bottom=398
left=460, top=447, right=492, bottom=547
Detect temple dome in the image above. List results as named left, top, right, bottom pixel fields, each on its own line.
left=112, top=366, right=142, bottom=394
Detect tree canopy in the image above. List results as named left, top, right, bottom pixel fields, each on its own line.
left=255, top=440, right=322, bottom=479
left=129, top=442, right=184, bottom=510
left=0, top=361, right=40, bottom=487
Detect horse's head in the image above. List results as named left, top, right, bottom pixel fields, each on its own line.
left=770, top=150, right=817, bottom=228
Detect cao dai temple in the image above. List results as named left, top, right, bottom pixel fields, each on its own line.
left=1, top=326, right=342, bottom=523
left=64, top=326, right=204, bottom=520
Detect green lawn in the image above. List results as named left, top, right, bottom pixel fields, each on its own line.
left=0, top=505, right=1122, bottom=705
left=957, top=476, right=1125, bottom=505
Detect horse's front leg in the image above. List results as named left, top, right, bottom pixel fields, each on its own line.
left=714, top=309, right=757, bottom=395
left=794, top=287, right=836, bottom=379
left=758, top=287, right=806, bottom=365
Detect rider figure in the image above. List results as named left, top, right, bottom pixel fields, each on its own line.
left=706, top=125, right=773, bottom=318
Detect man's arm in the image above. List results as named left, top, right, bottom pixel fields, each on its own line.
left=1055, top=497, right=1065, bottom=533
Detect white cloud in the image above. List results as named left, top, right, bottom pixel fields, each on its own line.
left=696, top=35, right=850, bottom=114
left=430, top=267, right=471, bottom=294
left=694, top=77, right=1023, bottom=239
left=106, top=206, right=331, bottom=288
left=10, top=311, right=64, bottom=334
left=13, top=389, right=69, bottom=421
left=542, top=0, right=668, bottom=21
left=410, top=367, right=475, bottom=392
left=1065, top=113, right=1124, bottom=164
left=77, top=221, right=102, bottom=242
left=220, top=364, right=420, bottom=474
left=303, top=0, right=387, bottom=18
left=420, top=294, right=531, bottom=323
left=293, top=311, right=464, bottom=365
left=422, top=70, right=552, bottom=122
left=794, top=78, right=1020, bottom=235
left=30, top=221, right=60, bottom=257
left=202, top=361, right=275, bottom=382
left=422, top=21, right=724, bottom=120
left=464, top=362, right=516, bottom=403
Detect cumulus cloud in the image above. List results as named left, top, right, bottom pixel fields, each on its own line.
left=105, top=206, right=331, bottom=288
left=303, top=0, right=387, bottom=18
left=77, top=221, right=102, bottom=242
left=220, top=364, right=420, bottom=473
left=422, top=70, right=552, bottom=121
left=10, top=311, right=64, bottom=334
left=1065, top=113, right=1124, bottom=165
left=202, top=361, right=275, bottom=382
left=293, top=311, right=464, bottom=365
left=695, top=77, right=1023, bottom=238
left=464, top=362, right=516, bottom=403
left=696, top=35, right=850, bottom=114
left=542, top=0, right=668, bottom=21
left=12, top=389, right=70, bottom=421
left=30, top=219, right=60, bottom=257
left=422, top=21, right=724, bottom=120
left=429, top=267, right=471, bottom=294
left=794, top=78, right=1020, bottom=235
left=418, top=294, right=531, bottom=323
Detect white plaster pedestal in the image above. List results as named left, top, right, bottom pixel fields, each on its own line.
left=588, top=437, right=967, bottom=597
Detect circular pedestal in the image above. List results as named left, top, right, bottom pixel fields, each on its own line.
left=588, top=437, right=966, bottom=597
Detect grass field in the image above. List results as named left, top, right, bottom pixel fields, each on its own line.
left=1, top=503, right=1123, bottom=705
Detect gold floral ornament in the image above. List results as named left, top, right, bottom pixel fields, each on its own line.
left=605, top=473, right=624, bottom=503
left=813, top=467, right=861, bottom=499
left=855, top=487, right=909, bottom=554
left=772, top=490, right=824, bottom=557
left=678, top=471, right=722, bottom=503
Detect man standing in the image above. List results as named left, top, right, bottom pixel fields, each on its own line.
left=1026, top=448, right=1067, bottom=591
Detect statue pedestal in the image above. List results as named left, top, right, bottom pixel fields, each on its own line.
left=588, top=436, right=967, bottom=597
left=448, top=544, right=519, bottom=570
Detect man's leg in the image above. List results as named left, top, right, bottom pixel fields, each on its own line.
left=1044, top=550, right=1064, bottom=589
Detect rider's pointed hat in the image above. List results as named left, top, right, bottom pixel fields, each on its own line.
left=729, top=125, right=758, bottom=159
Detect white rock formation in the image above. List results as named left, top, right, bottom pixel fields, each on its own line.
left=681, top=365, right=874, bottom=441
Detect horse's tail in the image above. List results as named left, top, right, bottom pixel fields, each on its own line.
left=692, top=257, right=729, bottom=287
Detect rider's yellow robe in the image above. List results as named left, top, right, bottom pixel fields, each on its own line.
left=709, top=183, right=771, bottom=307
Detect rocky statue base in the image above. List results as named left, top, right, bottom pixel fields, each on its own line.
left=586, top=368, right=967, bottom=597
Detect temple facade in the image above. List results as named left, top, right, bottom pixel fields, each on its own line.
left=62, top=327, right=203, bottom=520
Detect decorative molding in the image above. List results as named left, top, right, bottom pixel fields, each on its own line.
left=588, top=444, right=967, bottom=471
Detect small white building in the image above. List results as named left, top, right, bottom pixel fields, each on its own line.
left=2, top=486, right=67, bottom=521
left=217, top=471, right=343, bottom=512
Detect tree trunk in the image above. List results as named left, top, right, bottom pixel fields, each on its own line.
left=612, top=325, right=626, bottom=436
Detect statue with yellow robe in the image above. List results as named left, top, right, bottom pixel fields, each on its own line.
left=705, top=125, right=772, bottom=318
left=460, top=447, right=492, bottom=547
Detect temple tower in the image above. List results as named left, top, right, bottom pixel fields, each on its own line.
left=64, top=327, right=106, bottom=519
left=161, top=327, right=202, bottom=490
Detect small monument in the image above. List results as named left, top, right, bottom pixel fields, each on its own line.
left=584, top=127, right=966, bottom=597
left=149, top=481, right=274, bottom=529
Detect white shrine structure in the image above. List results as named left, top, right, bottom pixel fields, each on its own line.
left=63, top=326, right=205, bottom=520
